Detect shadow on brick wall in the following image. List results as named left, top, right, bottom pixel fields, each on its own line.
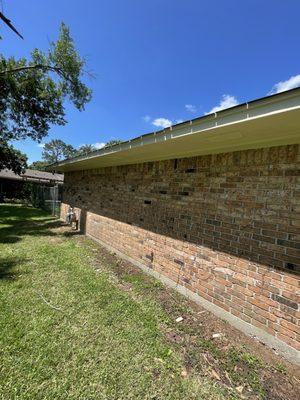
left=63, top=145, right=300, bottom=275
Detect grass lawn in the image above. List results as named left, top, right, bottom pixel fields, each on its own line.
left=0, top=204, right=299, bottom=400
left=0, top=204, right=226, bottom=400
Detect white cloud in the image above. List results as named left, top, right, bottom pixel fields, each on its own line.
left=206, top=94, right=238, bottom=114
left=185, top=104, right=197, bottom=113
left=142, top=115, right=151, bottom=122
left=152, top=118, right=173, bottom=129
left=269, top=74, right=300, bottom=94
left=37, top=143, right=45, bottom=148
left=93, top=142, right=106, bottom=149
left=145, top=116, right=184, bottom=129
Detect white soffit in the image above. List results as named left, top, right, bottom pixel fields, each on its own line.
left=53, top=89, right=300, bottom=172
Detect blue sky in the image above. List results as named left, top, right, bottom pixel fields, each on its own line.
left=2, top=0, right=300, bottom=163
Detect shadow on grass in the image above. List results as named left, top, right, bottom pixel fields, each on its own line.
left=63, top=230, right=83, bottom=238
left=0, top=204, right=49, bottom=221
left=0, top=204, right=63, bottom=245
left=0, top=204, right=67, bottom=281
left=0, top=257, right=29, bottom=280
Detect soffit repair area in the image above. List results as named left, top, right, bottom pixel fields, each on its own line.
left=51, top=88, right=300, bottom=172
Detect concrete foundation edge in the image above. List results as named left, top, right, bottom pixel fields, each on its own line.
left=85, top=232, right=300, bottom=365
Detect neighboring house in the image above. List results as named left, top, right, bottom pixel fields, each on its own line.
left=51, top=88, right=300, bottom=363
left=0, top=168, right=64, bottom=185
left=0, top=169, right=64, bottom=214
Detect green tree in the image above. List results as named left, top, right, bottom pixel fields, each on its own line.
left=0, top=145, right=27, bottom=174
left=76, top=144, right=96, bottom=156
left=104, top=139, right=123, bottom=148
left=0, top=22, right=92, bottom=173
left=28, top=161, right=49, bottom=171
left=42, top=139, right=76, bottom=164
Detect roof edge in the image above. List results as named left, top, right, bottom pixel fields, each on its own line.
left=47, top=87, right=300, bottom=171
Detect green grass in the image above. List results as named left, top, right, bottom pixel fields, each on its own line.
left=0, top=204, right=226, bottom=400
left=275, top=362, right=287, bottom=374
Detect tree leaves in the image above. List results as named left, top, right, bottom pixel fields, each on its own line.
left=42, top=139, right=76, bottom=164
left=0, top=23, right=92, bottom=172
left=76, top=144, right=96, bottom=156
left=0, top=142, right=27, bottom=174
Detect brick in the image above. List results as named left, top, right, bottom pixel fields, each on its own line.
left=262, top=229, right=288, bottom=240
left=282, top=290, right=300, bottom=303
left=279, top=304, right=300, bottom=318
left=61, top=144, right=300, bottom=352
left=253, top=306, right=277, bottom=323
left=277, top=239, right=300, bottom=249
left=239, top=313, right=252, bottom=324
left=271, top=294, right=298, bottom=310
left=174, top=259, right=184, bottom=267
left=280, top=320, right=300, bottom=335
left=283, top=275, right=300, bottom=288
left=278, top=326, right=297, bottom=340
left=277, top=334, right=300, bottom=351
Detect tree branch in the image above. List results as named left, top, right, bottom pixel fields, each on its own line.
left=0, top=64, right=73, bottom=84
left=0, top=11, right=23, bottom=39
left=1, top=64, right=59, bottom=75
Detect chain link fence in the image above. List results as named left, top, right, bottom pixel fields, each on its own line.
left=0, top=180, right=62, bottom=217
left=30, top=184, right=62, bottom=216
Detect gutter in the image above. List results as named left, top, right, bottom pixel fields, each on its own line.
left=47, top=87, right=300, bottom=171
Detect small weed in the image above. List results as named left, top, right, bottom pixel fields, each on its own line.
left=241, top=352, right=264, bottom=368
left=198, top=338, right=223, bottom=359
left=248, top=371, right=266, bottom=399
left=275, top=362, right=287, bottom=374
left=228, top=347, right=240, bottom=365
left=122, top=272, right=164, bottom=293
left=225, top=348, right=267, bottom=397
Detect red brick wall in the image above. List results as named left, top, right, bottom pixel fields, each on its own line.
left=61, top=144, right=300, bottom=351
